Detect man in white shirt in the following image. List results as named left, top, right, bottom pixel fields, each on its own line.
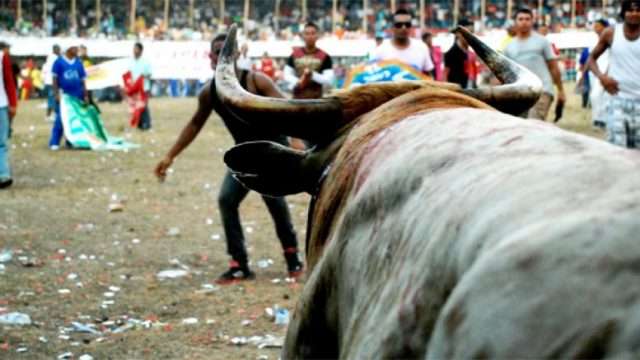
left=42, top=44, right=60, bottom=122
left=588, top=0, right=640, bottom=148
left=127, top=42, right=152, bottom=130
left=371, top=9, right=434, bottom=76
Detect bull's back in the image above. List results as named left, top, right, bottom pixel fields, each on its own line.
left=328, top=108, right=640, bottom=358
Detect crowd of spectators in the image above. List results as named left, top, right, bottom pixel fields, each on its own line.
left=0, top=0, right=628, bottom=41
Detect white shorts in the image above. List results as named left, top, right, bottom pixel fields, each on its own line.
left=604, top=95, right=640, bottom=148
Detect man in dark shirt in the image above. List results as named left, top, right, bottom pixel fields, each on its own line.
left=154, top=33, right=304, bottom=284
left=444, top=19, right=473, bottom=88
left=284, top=22, right=334, bottom=99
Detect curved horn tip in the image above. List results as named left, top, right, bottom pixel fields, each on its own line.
left=220, top=24, right=238, bottom=60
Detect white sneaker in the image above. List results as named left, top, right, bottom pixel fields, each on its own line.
left=49, top=145, right=60, bottom=151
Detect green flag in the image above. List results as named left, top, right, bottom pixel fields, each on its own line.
left=60, top=94, right=139, bottom=151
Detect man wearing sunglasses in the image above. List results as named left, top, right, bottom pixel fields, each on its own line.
left=370, top=9, right=434, bottom=76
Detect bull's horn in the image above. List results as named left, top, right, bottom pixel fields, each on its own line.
left=215, top=24, right=345, bottom=143
left=455, top=26, right=542, bottom=115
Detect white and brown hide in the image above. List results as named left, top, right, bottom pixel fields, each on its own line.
left=283, top=88, right=640, bottom=359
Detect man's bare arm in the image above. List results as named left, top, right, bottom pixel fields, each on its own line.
left=253, top=72, right=286, bottom=98
left=154, top=84, right=214, bottom=181
left=588, top=27, right=613, bottom=79
left=588, top=27, right=619, bottom=95
left=546, top=59, right=566, bottom=102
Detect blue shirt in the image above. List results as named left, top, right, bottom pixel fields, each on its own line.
left=52, top=57, right=86, bottom=100
left=579, top=48, right=590, bottom=89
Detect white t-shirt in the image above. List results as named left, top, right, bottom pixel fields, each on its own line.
left=129, top=57, right=152, bottom=92
left=0, top=53, right=8, bottom=108
left=42, top=53, right=58, bottom=86
left=371, top=38, right=434, bottom=73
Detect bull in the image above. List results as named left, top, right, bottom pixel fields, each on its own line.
left=216, top=24, right=640, bottom=359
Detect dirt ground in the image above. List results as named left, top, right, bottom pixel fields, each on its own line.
left=1, top=86, right=601, bottom=359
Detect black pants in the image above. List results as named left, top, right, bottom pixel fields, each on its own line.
left=218, top=171, right=298, bottom=265
left=138, top=105, right=152, bottom=130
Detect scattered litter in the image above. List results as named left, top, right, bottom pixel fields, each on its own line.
left=205, top=218, right=214, bottom=225
left=274, top=308, right=289, bottom=326
left=103, top=292, right=115, bottom=298
left=131, top=238, right=141, bottom=244
left=166, top=227, right=181, bottom=237
left=231, top=336, right=248, bottom=346
left=58, top=289, right=71, bottom=295
left=257, top=259, right=274, bottom=269
left=0, top=249, right=12, bottom=263
left=257, top=355, right=269, bottom=360
left=15, top=347, right=28, bottom=353
left=245, top=226, right=254, bottom=234
left=71, top=322, right=102, bottom=335
left=265, top=307, right=275, bottom=320
left=38, top=337, right=48, bottom=343
left=271, top=278, right=282, bottom=284
left=108, top=286, right=120, bottom=292
left=210, top=234, right=221, bottom=241
left=0, top=312, right=32, bottom=326
left=108, top=202, right=124, bottom=213
left=241, top=319, right=252, bottom=326
left=67, top=273, right=78, bottom=280
left=57, top=352, right=73, bottom=359
left=230, top=335, right=285, bottom=349
left=75, top=223, right=95, bottom=232
left=182, top=318, right=198, bottom=325
left=156, top=269, right=189, bottom=280
left=256, top=335, right=285, bottom=349
left=196, top=284, right=219, bottom=295
left=18, top=256, right=43, bottom=267
left=0, top=264, right=5, bottom=274
left=78, top=355, right=94, bottom=360
left=111, top=323, right=135, bottom=334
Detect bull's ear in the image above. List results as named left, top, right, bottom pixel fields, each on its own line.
left=223, top=141, right=310, bottom=197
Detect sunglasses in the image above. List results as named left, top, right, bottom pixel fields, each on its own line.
left=393, top=22, right=412, bottom=29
